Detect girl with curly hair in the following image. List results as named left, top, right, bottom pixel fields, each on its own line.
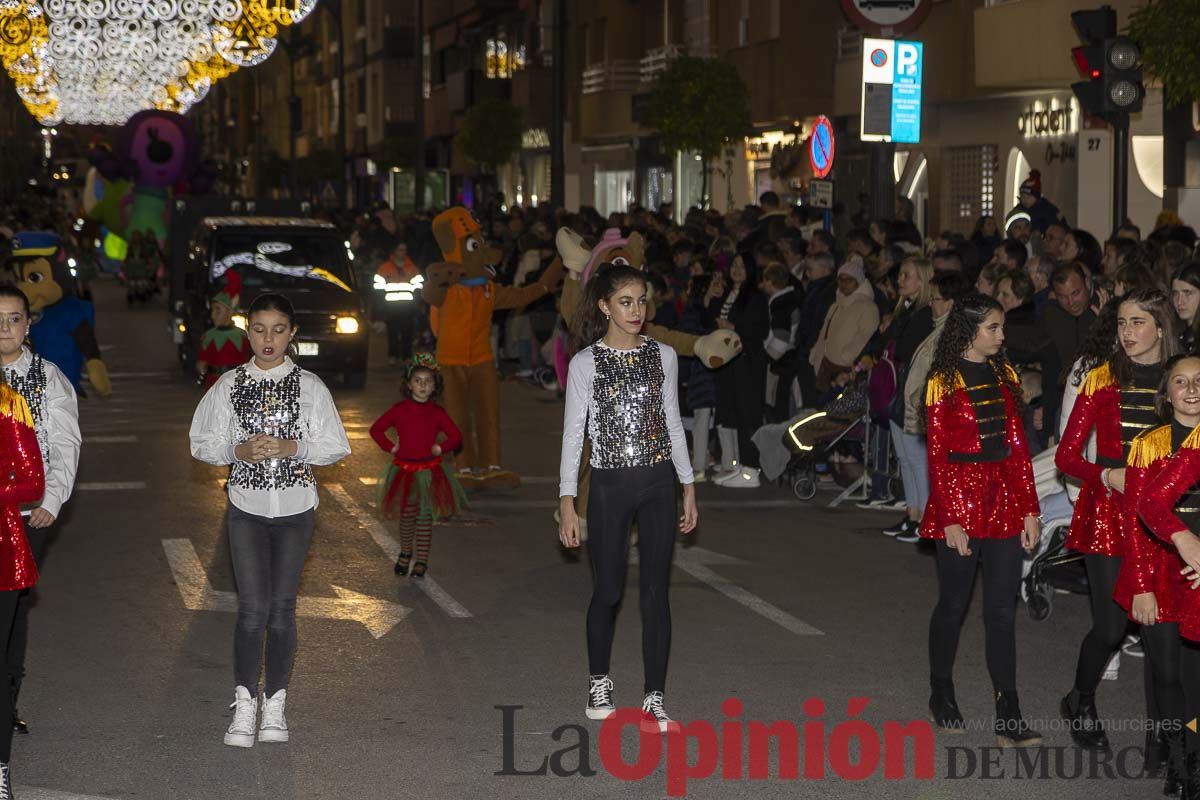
left=922, top=293, right=1042, bottom=747
left=369, top=352, right=467, bottom=578
left=1055, top=288, right=1177, bottom=749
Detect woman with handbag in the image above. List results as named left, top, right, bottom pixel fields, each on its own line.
left=808, top=256, right=880, bottom=395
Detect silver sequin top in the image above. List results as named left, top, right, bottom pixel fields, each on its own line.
left=190, top=357, right=352, bottom=519
left=559, top=337, right=693, bottom=497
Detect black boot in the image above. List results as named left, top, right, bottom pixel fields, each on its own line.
left=927, top=680, right=965, bottom=734
left=10, top=680, right=24, bottom=736
left=1183, top=748, right=1200, bottom=800
left=1147, top=725, right=1172, bottom=777
left=394, top=552, right=412, bottom=575
left=1059, top=690, right=1108, bottom=750
left=1163, top=727, right=1185, bottom=798
left=994, top=689, right=1043, bottom=748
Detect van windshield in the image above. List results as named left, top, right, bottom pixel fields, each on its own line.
left=210, top=231, right=354, bottom=293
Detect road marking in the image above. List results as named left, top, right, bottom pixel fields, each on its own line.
left=17, top=788, right=121, bottom=800
left=84, top=435, right=137, bottom=443
left=469, top=499, right=805, bottom=510
left=76, top=481, right=146, bottom=490
left=326, top=483, right=472, bottom=618
left=161, top=539, right=410, bottom=638
left=359, top=477, right=380, bottom=485
left=671, top=546, right=824, bottom=637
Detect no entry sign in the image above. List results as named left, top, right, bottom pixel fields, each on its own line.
left=839, top=0, right=932, bottom=36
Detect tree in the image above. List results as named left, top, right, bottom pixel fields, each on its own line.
left=1128, top=0, right=1200, bottom=107
left=642, top=56, right=750, bottom=209
left=456, top=98, right=523, bottom=174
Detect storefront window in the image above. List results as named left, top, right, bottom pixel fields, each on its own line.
left=595, top=169, right=634, bottom=218
left=1005, top=147, right=1032, bottom=215
left=643, top=166, right=673, bottom=211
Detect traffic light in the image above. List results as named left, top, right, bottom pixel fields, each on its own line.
left=1070, top=7, right=1114, bottom=118
left=1069, top=7, right=1144, bottom=118
left=1103, top=36, right=1143, bottom=114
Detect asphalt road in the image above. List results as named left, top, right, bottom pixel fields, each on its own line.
left=12, top=280, right=1163, bottom=799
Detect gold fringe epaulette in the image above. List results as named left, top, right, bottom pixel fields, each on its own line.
left=1003, top=363, right=1020, bottom=384
left=925, top=370, right=966, bottom=407
left=1080, top=362, right=1117, bottom=396
left=0, top=386, right=32, bottom=430
left=1129, top=424, right=1172, bottom=467
left=1182, top=422, right=1200, bottom=451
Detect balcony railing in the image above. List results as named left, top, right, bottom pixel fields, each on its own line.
left=581, top=60, right=642, bottom=94
left=640, top=44, right=681, bottom=84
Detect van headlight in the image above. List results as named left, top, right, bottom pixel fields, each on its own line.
left=335, top=316, right=360, bottom=335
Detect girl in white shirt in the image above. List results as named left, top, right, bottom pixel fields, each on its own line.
left=0, top=284, right=80, bottom=737
left=190, top=293, right=350, bottom=748
left=558, top=263, right=698, bottom=733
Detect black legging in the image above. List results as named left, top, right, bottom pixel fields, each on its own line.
left=1074, top=554, right=1128, bottom=693
left=1141, top=622, right=1186, bottom=737
left=586, top=462, right=676, bottom=694
left=929, top=536, right=1023, bottom=691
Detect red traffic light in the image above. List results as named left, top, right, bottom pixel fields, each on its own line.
left=1072, top=46, right=1101, bottom=79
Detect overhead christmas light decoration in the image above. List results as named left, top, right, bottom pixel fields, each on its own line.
left=0, top=0, right=318, bottom=126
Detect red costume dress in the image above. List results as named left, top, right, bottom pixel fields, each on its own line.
left=921, top=362, right=1039, bottom=540
left=0, top=387, right=45, bottom=591
left=1057, top=362, right=1161, bottom=555
left=1114, top=423, right=1190, bottom=624
left=1137, top=423, right=1200, bottom=640
left=370, top=398, right=466, bottom=521
left=198, top=325, right=250, bottom=389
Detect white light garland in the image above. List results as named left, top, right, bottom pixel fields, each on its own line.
left=0, top=0, right=318, bottom=125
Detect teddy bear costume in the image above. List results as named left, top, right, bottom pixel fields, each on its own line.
left=423, top=208, right=563, bottom=490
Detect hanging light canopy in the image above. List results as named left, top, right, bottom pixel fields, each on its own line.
left=0, top=0, right=318, bottom=126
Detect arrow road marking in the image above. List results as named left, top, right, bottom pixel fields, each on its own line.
left=161, top=539, right=410, bottom=639
left=326, top=483, right=473, bottom=618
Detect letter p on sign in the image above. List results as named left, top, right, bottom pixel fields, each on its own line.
left=896, top=43, right=919, bottom=77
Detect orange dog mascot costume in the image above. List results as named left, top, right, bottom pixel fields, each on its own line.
left=424, top=208, right=563, bottom=489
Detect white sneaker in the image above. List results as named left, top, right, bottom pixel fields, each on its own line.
left=1102, top=651, right=1120, bottom=681
left=224, top=686, right=257, bottom=748
left=719, top=467, right=760, bottom=488
left=641, top=691, right=679, bottom=733
left=258, top=689, right=289, bottom=742
left=585, top=675, right=615, bottom=720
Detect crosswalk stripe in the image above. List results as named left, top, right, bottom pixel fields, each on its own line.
left=76, top=481, right=146, bottom=491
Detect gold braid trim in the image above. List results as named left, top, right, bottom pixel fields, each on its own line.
left=1129, top=424, right=1173, bottom=468
left=925, top=370, right=966, bottom=407
left=1081, top=362, right=1116, bottom=396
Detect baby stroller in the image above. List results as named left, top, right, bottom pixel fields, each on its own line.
left=782, top=410, right=866, bottom=500
left=1021, top=444, right=1088, bottom=621
left=779, top=376, right=896, bottom=505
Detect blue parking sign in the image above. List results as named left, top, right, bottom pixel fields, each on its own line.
left=891, top=41, right=923, bottom=144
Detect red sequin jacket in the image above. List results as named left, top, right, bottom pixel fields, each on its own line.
left=1114, top=425, right=1188, bottom=623
left=1056, top=364, right=1127, bottom=556
left=1137, top=424, right=1200, bottom=640
left=921, top=365, right=1039, bottom=539
left=0, top=386, right=44, bottom=591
